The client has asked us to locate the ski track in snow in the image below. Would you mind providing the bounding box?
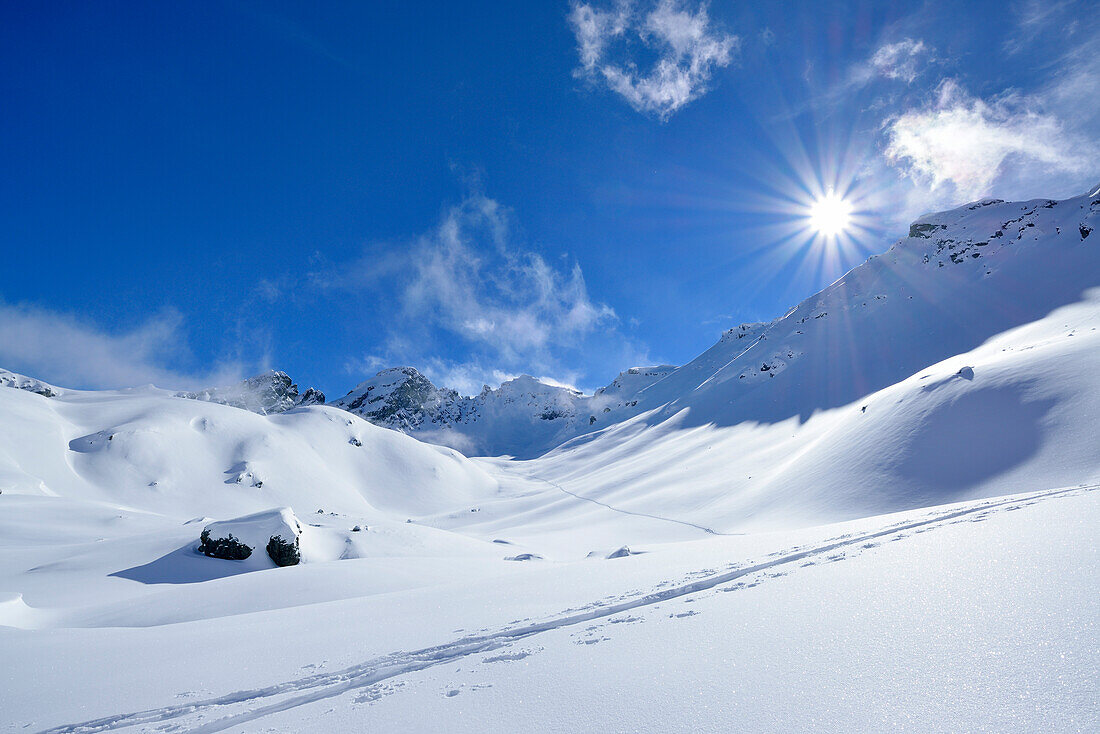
[39,484,1094,734]
[521,470,737,537]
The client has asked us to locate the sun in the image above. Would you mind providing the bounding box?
[808,191,853,238]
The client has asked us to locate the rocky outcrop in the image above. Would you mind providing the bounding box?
[178,371,325,415]
[0,369,58,398]
[333,367,465,430]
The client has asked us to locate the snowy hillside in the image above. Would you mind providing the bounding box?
[0,372,499,523]
[483,186,1100,531]
[569,189,1100,432]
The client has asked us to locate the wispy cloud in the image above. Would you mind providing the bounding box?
[883,79,1093,201]
[0,302,246,390]
[1003,0,1078,54]
[336,192,647,393]
[402,195,615,360]
[568,0,738,119]
[841,38,934,94]
[867,39,929,84]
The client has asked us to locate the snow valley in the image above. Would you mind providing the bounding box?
[1,186,1099,732]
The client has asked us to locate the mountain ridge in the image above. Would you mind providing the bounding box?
[4,185,1098,461]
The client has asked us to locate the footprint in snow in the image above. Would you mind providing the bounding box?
[354,681,405,705]
[482,649,536,663]
[576,637,609,645]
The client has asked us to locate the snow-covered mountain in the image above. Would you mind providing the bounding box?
[490,185,1100,531]
[608,191,1100,429]
[177,370,325,414]
[332,188,1100,464]
[333,364,676,457]
[2,185,1099,733]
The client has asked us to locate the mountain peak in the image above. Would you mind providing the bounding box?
[0,368,60,398]
[177,371,325,415]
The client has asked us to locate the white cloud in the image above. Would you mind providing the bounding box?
[401,195,616,361]
[420,359,521,397]
[869,39,928,83]
[0,302,245,390]
[569,0,738,119]
[883,79,1092,200]
[334,192,642,394]
[846,38,932,90]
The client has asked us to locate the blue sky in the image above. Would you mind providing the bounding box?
[1,0,1096,396]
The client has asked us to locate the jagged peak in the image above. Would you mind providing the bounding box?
[343,366,434,397]
[177,371,324,415]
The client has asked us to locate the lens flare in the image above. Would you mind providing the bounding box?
[808,191,853,237]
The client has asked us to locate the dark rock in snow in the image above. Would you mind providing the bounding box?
[909,222,944,238]
[266,534,300,567]
[198,528,253,561]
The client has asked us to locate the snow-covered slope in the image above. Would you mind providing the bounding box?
[590,191,1100,429]
[0,374,498,522]
[2,484,1095,732]
[482,188,1100,531]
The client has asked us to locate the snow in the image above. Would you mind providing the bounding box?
[1,487,1095,731]
[0,380,497,519]
[1,189,1099,731]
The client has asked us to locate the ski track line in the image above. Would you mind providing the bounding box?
[39,483,1095,734]
[521,470,736,537]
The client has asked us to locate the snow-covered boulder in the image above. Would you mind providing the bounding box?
[198,508,304,568]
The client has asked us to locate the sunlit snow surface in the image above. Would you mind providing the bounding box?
[1,188,1099,732]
